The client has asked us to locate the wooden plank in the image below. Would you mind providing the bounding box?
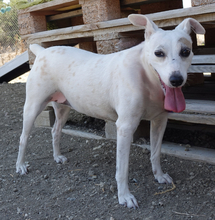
[184,99,215,114]
[19,0,79,14]
[47,9,82,21]
[121,0,168,6]
[168,99,215,125]
[168,113,215,125]
[0,51,29,78]
[137,142,215,166]
[192,55,215,64]
[188,65,215,73]
[22,3,215,44]
[0,51,30,83]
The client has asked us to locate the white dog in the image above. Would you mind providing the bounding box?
[16,15,205,208]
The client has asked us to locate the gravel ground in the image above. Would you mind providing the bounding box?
[1,82,215,220]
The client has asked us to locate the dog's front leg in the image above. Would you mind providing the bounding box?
[150,112,172,184]
[115,120,139,209]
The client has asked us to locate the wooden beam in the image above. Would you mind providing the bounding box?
[22,3,215,44]
[183,99,215,115]
[121,0,168,7]
[168,99,215,125]
[0,51,30,83]
[192,55,215,64]
[47,9,82,21]
[188,65,215,73]
[19,0,79,14]
[168,113,215,125]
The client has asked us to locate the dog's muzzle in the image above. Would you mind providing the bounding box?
[169,71,184,87]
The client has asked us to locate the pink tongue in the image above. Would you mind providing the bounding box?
[164,86,186,113]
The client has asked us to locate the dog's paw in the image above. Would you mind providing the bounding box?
[118,193,139,209]
[54,155,67,164]
[16,163,29,175]
[155,173,172,184]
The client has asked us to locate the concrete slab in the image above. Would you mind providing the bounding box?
[35,108,55,127]
[60,128,215,165]
[62,129,104,140]
[135,142,215,165]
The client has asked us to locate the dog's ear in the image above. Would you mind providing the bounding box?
[128,14,158,39]
[176,18,205,35]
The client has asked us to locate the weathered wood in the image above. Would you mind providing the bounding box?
[192,55,215,64]
[47,9,82,21]
[22,3,215,44]
[121,0,169,6]
[140,0,182,14]
[188,65,215,73]
[19,0,79,14]
[183,99,215,114]
[168,113,215,125]
[168,99,215,125]
[0,51,30,83]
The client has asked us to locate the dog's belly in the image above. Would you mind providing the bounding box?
[56,87,118,121]
[68,97,118,121]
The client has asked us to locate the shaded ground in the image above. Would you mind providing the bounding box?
[1,83,215,220]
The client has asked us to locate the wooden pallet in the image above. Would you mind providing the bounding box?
[21,3,215,44]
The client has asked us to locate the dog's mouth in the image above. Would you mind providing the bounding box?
[156,71,186,113]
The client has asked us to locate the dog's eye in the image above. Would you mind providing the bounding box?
[180,48,190,57]
[154,50,165,57]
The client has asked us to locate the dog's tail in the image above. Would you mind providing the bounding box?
[30,44,45,56]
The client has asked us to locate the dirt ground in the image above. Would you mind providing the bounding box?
[1,82,215,220]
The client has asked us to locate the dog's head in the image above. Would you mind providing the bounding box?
[129,14,205,112]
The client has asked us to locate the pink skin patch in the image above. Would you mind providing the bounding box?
[50,92,66,104]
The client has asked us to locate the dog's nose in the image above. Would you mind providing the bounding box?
[169,73,184,87]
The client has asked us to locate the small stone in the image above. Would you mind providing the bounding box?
[99,182,105,188]
[131,178,138,183]
[110,217,114,220]
[142,148,150,154]
[13,188,18,192]
[92,164,99,168]
[17,207,21,214]
[110,185,115,193]
[176,180,182,184]
[93,145,102,151]
[190,172,194,176]
[67,197,76,201]
[88,170,94,176]
[158,201,164,206]
[44,174,49,179]
[92,175,97,179]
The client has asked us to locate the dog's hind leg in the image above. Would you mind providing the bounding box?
[150,112,172,184]
[16,100,48,175]
[51,102,71,163]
